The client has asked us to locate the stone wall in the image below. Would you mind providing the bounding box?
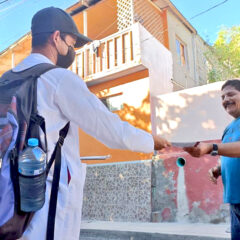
[82,157,229,224]
[82,160,152,222]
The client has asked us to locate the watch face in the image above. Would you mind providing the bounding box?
[212,144,218,151]
[211,144,218,156]
[211,150,218,156]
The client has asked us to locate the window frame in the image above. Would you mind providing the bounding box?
[175,37,189,68]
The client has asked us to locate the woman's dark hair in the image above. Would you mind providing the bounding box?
[221,79,240,91]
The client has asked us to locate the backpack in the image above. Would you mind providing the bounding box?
[0,63,69,240]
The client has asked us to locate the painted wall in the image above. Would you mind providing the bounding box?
[152,151,229,223]
[84,0,118,39]
[138,23,172,97]
[80,23,173,164]
[133,0,168,48]
[80,75,153,164]
[151,81,232,223]
[82,154,230,224]
[167,10,208,90]
[0,34,31,75]
[152,81,232,142]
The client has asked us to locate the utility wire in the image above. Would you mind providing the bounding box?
[0,0,8,4]
[190,0,229,19]
[0,0,27,14]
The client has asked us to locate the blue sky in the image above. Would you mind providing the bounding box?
[0,0,239,53]
[0,0,78,52]
[171,0,239,44]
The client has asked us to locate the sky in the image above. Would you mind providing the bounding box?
[0,0,239,53]
[170,0,239,44]
[0,0,78,52]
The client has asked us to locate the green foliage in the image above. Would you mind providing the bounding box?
[205,25,240,83]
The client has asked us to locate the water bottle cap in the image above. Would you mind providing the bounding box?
[28,138,39,147]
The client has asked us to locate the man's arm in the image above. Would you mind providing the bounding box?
[183,141,240,158]
[54,70,170,153]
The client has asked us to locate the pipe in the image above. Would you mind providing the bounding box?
[176,157,186,167]
[80,155,111,160]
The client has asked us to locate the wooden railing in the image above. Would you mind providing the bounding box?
[73,24,142,82]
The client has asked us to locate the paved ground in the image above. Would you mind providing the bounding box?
[80,221,231,240]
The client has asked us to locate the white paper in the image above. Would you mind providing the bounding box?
[171,142,198,148]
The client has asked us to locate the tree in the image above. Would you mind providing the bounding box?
[206,25,240,83]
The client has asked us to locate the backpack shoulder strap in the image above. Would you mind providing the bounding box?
[46,122,70,240]
[12,63,58,78]
[1,63,59,83]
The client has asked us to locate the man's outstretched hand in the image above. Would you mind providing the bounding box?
[152,135,171,150]
[183,142,212,157]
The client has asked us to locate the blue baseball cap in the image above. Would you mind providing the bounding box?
[31,7,92,48]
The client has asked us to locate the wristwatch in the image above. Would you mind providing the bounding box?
[211,144,218,156]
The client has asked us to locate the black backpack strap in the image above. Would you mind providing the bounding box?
[26,63,59,155]
[11,63,58,79]
[46,122,70,240]
[30,114,48,160]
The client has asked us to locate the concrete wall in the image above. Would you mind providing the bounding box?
[82,80,232,224]
[138,23,173,96]
[152,81,233,141]
[82,157,230,224]
[167,11,208,90]
[82,160,152,222]
[150,81,232,223]
[152,153,229,224]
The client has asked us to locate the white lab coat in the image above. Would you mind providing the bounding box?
[14,53,154,240]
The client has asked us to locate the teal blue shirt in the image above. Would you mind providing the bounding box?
[221,117,240,203]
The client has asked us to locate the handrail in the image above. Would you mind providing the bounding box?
[74,24,141,80]
[80,155,111,160]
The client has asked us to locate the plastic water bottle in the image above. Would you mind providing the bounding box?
[18,138,46,212]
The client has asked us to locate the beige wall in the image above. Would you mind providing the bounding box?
[138,23,173,96]
[167,11,208,90]
[152,81,233,141]
[195,35,208,85]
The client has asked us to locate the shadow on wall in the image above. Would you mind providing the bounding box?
[152,87,232,142]
[150,84,232,223]
[96,87,151,132]
[116,92,151,132]
[80,91,153,164]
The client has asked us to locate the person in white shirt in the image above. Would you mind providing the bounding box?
[17,7,171,240]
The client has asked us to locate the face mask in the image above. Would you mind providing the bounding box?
[56,41,76,69]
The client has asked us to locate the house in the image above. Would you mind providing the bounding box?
[0,0,218,223]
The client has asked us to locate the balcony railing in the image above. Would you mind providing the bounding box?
[72,24,144,83]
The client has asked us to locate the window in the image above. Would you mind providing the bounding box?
[176,38,188,67]
[101,92,123,111]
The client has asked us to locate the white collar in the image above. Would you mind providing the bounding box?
[13,53,54,72]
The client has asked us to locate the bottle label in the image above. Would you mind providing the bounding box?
[34,169,43,175]
[18,167,45,176]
